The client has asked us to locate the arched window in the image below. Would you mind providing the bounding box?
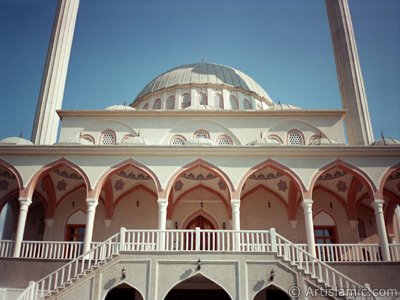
[213,93,223,109]
[198,92,208,105]
[193,129,210,139]
[166,96,175,110]
[142,103,149,110]
[181,94,191,109]
[170,135,186,145]
[153,98,161,110]
[287,129,304,145]
[243,98,252,110]
[216,135,232,145]
[230,95,239,110]
[101,130,116,145]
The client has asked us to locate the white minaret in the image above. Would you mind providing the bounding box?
[326,0,374,146]
[31,0,80,145]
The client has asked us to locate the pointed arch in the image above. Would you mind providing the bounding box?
[0,189,19,212]
[164,158,234,199]
[104,282,144,300]
[377,161,400,198]
[114,184,158,209]
[237,159,306,197]
[241,184,289,214]
[309,159,376,198]
[253,283,291,300]
[94,158,162,199]
[25,158,91,199]
[0,158,23,193]
[313,209,338,226]
[163,273,232,300]
[169,184,231,219]
[181,209,219,229]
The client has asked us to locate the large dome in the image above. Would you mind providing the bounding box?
[133,63,273,104]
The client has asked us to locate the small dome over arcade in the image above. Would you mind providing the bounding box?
[268,103,301,110]
[120,135,151,145]
[184,104,216,111]
[0,136,33,145]
[372,137,400,146]
[105,105,136,111]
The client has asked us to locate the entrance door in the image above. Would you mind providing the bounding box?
[186,215,215,250]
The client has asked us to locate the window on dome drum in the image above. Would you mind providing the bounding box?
[166,96,175,110]
[142,103,149,110]
[243,98,252,110]
[101,130,116,145]
[213,93,223,109]
[171,136,186,145]
[181,94,191,109]
[153,98,161,109]
[230,95,239,110]
[216,135,232,145]
[198,92,208,105]
[194,130,210,139]
[287,130,304,145]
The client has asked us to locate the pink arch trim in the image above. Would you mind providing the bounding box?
[93,158,161,199]
[0,158,23,194]
[377,161,400,198]
[181,209,220,230]
[164,158,234,199]
[237,159,306,197]
[25,158,91,199]
[309,159,376,197]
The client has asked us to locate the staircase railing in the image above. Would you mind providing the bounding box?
[273,230,377,300]
[16,232,121,300]
[16,228,377,300]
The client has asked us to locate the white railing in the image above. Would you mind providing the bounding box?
[0,240,14,257]
[16,233,121,300]
[315,244,382,262]
[17,228,377,300]
[120,228,272,252]
[274,232,377,300]
[389,244,400,261]
[20,241,84,260]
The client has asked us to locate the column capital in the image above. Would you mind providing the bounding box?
[301,199,313,212]
[18,197,32,207]
[230,199,241,206]
[373,199,385,213]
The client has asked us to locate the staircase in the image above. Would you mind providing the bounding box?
[16,228,377,300]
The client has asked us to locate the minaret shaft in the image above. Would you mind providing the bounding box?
[31,0,80,145]
[326,0,374,145]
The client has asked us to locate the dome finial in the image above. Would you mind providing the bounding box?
[201,58,206,63]
[19,130,23,138]
[381,130,387,145]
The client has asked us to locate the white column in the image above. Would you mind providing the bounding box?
[302,199,316,257]
[32,0,80,145]
[373,199,391,261]
[83,198,98,253]
[230,199,241,231]
[12,198,32,257]
[157,199,168,230]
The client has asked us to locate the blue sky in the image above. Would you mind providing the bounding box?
[0,0,399,141]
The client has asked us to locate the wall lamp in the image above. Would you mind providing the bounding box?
[269,269,275,282]
[196,259,201,271]
[121,267,126,279]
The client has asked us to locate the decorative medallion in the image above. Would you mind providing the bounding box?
[249,171,284,180]
[56,180,67,192]
[0,180,9,191]
[277,180,288,192]
[218,179,227,191]
[174,180,184,191]
[319,170,347,181]
[117,171,150,180]
[114,179,125,191]
[336,180,347,193]
[183,173,216,181]
[53,169,82,180]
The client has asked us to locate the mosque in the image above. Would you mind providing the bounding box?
[0,0,399,299]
